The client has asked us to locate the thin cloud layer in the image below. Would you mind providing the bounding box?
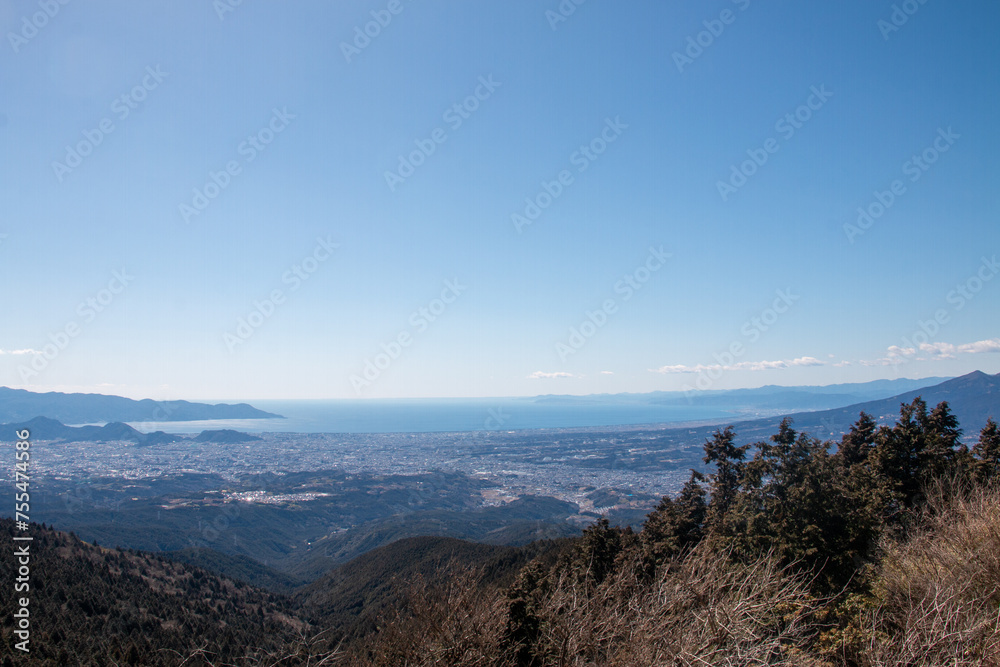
[862,337,1000,366]
[649,356,824,374]
[527,371,578,380]
[958,338,1000,354]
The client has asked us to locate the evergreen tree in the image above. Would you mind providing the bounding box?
[836,414,890,581]
[702,426,748,533]
[838,412,878,467]
[505,560,551,666]
[571,517,625,586]
[640,470,705,569]
[872,397,929,511]
[718,419,868,590]
[920,400,962,480]
[872,398,968,512]
[973,418,1000,482]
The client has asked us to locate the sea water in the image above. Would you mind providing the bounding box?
[126,397,734,434]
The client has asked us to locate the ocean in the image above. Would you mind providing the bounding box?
[125,398,734,434]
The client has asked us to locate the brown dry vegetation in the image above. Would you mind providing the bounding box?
[501,548,825,667]
[329,482,1000,667]
[11,401,999,666]
[323,406,1000,667]
[846,481,1000,667]
[328,548,825,667]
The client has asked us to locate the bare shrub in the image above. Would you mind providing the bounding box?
[526,544,825,667]
[347,566,512,667]
[858,481,1000,667]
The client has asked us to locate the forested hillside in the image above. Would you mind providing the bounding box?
[4,397,999,666]
[341,398,1000,666]
[0,521,310,666]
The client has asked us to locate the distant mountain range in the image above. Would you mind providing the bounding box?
[532,376,953,414]
[671,371,1000,445]
[0,386,282,424]
[1,374,993,444]
[0,416,262,445]
[9,372,997,663]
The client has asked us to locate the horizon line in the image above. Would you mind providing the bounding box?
[1,371,979,404]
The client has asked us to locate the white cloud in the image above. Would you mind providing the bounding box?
[649,364,700,374]
[860,358,899,367]
[0,348,40,355]
[958,338,1000,354]
[600,370,614,375]
[860,346,917,366]
[738,360,789,371]
[861,336,1000,367]
[649,356,826,375]
[527,371,577,380]
[918,342,956,358]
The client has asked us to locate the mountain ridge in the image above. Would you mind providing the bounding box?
[531,376,952,404]
[0,386,282,424]
[698,371,1000,444]
[0,416,260,445]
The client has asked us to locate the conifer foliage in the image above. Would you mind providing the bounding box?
[371,397,1000,667]
[5,397,1000,665]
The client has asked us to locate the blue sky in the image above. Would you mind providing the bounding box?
[1,0,998,400]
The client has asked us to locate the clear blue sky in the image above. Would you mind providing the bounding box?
[1,0,998,400]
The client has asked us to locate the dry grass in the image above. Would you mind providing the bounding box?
[341,547,827,667]
[205,481,1000,666]
[525,545,825,667]
[344,567,512,667]
[856,481,1000,667]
